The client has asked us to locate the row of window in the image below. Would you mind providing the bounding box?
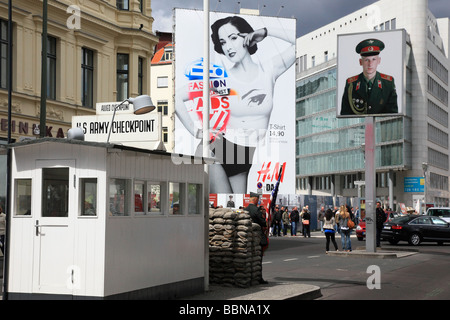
[117,0,145,12]
[297,142,404,176]
[13,177,202,218]
[428,147,449,171]
[296,69,337,100]
[428,99,449,128]
[428,51,448,85]
[297,172,397,191]
[297,116,404,156]
[110,179,202,216]
[428,123,449,149]
[427,75,448,105]
[0,17,147,109]
[430,172,449,191]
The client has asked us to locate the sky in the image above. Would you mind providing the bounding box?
[151,0,450,37]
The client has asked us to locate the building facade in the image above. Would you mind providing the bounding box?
[0,0,159,202]
[296,0,450,210]
[150,31,174,152]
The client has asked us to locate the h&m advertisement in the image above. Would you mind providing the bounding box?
[174,9,296,195]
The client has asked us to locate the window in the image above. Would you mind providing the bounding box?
[134,181,145,214]
[157,101,168,115]
[162,126,168,143]
[431,216,447,226]
[157,76,168,88]
[80,178,97,216]
[117,53,129,101]
[109,178,130,216]
[0,19,8,89]
[47,36,57,100]
[188,183,202,215]
[138,57,144,95]
[134,181,162,215]
[139,0,144,13]
[42,168,69,217]
[148,183,161,213]
[117,0,129,10]
[169,182,184,215]
[82,48,94,108]
[14,179,31,216]
[410,217,431,225]
[161,46,173,62]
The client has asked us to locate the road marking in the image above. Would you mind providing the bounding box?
[283,258,298,262]
[262,261,272,264]
[308,255,320,258]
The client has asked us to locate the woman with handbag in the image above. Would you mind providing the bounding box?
[338,205,352,252]
[301,207,311,238]
[323,208,339,253]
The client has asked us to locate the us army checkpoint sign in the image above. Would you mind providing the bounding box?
[72,113,160,148]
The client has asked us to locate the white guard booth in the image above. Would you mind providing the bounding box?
[6,138,206,299]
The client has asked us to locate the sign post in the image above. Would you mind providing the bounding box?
[365,117,376,253]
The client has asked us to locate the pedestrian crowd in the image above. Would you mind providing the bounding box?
[265,203,387,254]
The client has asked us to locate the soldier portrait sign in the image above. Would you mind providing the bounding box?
[337,30,406,118]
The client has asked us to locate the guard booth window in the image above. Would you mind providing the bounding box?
[14,179,32,216]
[42,168,69,217]
[80,178,97,216]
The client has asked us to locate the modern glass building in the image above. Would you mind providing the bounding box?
[296,0,449,211]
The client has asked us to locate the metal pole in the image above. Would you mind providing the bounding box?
[202,0,210,291]
[2,0,13,300]
[365,117,376,252]
[106,100,128,143]
[40,0,47,138]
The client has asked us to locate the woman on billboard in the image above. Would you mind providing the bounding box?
[176,15,295,194]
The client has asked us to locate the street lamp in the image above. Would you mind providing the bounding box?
[106,95,155,143]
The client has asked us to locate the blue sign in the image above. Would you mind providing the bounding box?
[404,177,424,193]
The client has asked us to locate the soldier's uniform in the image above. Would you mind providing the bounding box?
[340,39,398,115]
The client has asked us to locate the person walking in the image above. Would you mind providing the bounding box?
[337,205,352,252]
[323,208,339,253]
[376,201,387,247]
[301,207,311,238]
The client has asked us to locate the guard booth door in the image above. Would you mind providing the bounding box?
[32,160,77,296]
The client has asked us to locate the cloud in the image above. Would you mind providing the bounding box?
[151,0,450,36]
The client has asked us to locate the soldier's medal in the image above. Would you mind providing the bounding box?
[348,83,366,115]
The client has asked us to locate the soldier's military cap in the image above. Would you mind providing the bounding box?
[249,192,260,198]
[356,38,385,56]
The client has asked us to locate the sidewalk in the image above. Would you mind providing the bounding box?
[182,282,322,300]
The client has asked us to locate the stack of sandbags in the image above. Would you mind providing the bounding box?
[208,207,263,288]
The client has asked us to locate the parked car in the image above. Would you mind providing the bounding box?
[423,207,450,223]
[356,211,400,241]
[381,215,450,246]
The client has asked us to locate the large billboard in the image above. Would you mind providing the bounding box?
[174,9,296,195]
[337,29,406,118]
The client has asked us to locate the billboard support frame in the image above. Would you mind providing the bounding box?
[365,117,376,253]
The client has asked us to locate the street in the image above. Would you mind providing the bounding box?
[261,233,450,300]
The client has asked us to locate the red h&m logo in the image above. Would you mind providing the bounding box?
[257,162,286,191]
